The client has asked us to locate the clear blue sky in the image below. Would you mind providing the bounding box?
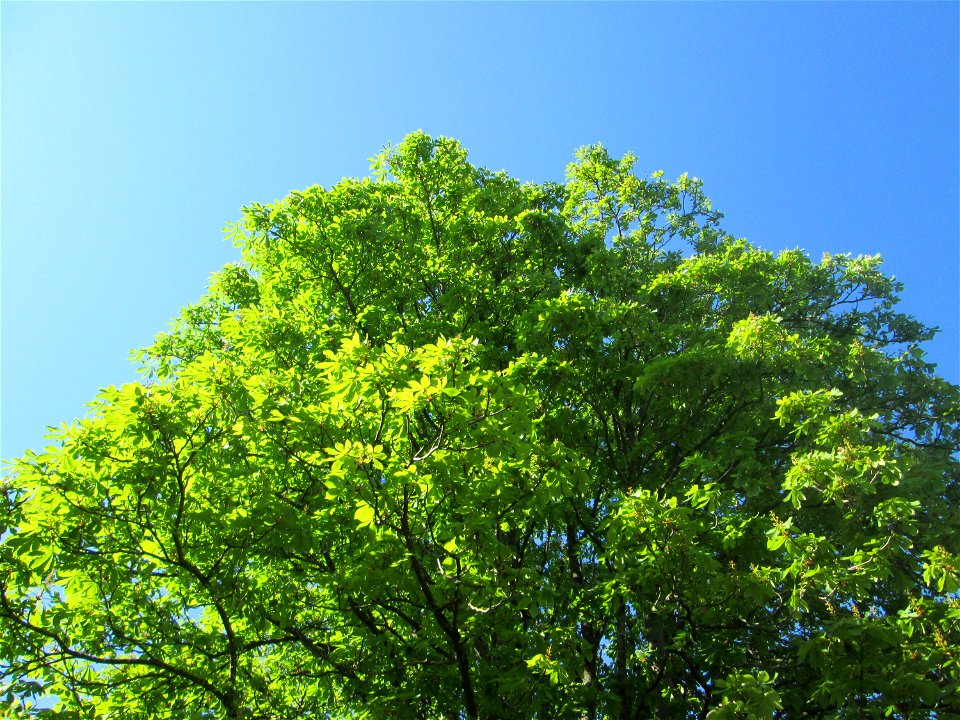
[3,2,958,461]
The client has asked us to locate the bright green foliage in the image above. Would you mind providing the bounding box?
[3,133,959,719]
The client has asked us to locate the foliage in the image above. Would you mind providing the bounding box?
[2,133,958,719]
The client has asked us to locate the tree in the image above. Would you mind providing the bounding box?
[2,132,958,720]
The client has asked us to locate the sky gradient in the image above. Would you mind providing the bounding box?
[3,2,958,460]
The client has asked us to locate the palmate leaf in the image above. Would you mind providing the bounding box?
[2,132,958,719]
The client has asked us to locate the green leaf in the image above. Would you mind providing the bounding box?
[354,502,376,528]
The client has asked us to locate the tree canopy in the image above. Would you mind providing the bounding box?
[2,132,958,720]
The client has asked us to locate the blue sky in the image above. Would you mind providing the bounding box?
[3,2,958,460]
